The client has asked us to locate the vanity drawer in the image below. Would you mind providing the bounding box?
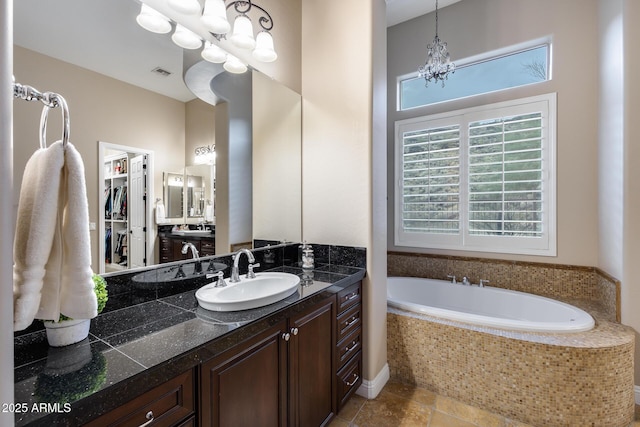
[200,239,215,256]
[337,282,361,315]
[84,369,195,427]
[337,328,361,367]
[159,237,171,251]
[336,350,362,410]
[337,303,361,343]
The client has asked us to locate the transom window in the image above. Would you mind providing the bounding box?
[399,44,550,110]
[394,94,556,256]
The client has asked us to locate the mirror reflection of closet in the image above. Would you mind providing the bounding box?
[98,141,154,274]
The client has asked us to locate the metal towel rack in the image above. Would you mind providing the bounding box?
[12,76,70,148]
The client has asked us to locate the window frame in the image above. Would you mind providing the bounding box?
[394,93,557,256]
[397,39,552,111]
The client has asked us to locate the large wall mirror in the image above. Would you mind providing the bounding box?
[13,0,302,272]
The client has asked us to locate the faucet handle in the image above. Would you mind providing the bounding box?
[447,275,457,284]
[479,279,490,288]
[246,263,261,279]
[207,271,226,287]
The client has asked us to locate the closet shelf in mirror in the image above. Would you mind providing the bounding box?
[104,153,130,273]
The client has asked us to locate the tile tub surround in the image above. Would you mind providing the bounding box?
[13,243,366,426]
[388,251,620,322]
[387,305,635,427]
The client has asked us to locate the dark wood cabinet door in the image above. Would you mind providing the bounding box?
[200,320,288,427]
[288,298,336,427]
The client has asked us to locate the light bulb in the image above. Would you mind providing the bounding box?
[223,55,247,74]
[168,0,201,15]
[252,31,277,62]
[202,41,227,63]
[136,4,171,34]
[172,24,202,49]
[230,14,255,49]
[201,0,231,34]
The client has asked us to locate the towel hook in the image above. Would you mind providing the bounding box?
[39,92,70,149]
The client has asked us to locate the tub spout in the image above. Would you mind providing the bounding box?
[461,277,471,286]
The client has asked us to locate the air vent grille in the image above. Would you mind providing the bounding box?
[151,67,172,77]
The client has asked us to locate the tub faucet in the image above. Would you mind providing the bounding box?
[230,248,255,283]
[461,276,471,286]
[181,241,201,273]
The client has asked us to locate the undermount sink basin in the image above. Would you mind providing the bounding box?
[195,272,301,312]
[172,229,212,236]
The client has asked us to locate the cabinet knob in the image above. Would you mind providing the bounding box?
[290,327,299,336]
[282,332,291,341]
[139,411,154,427]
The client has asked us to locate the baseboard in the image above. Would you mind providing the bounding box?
[635,385,640,405]
[356,363,389,399]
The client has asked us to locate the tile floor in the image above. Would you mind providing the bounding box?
[329,380,640,427]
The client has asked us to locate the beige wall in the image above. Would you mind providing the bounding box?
[13,46,186,271]
[387,0,600,266]
[252,71,302,243]
[621,0,640,388]
[302,0,388,389]
[185,98,215,167]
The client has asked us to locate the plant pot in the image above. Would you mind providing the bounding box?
[44,319,91,347]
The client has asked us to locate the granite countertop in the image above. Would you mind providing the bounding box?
[13,243,365,426]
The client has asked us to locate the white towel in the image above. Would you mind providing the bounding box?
[155,201,166,224]
[13,141,97,331]
[205,204,214,222]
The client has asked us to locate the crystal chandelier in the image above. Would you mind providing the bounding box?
[418,0,455,87]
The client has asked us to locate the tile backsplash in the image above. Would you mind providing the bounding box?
[388,251,620,322]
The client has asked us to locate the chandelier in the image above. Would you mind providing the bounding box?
[418,0,455,87]
[136,0,277,74]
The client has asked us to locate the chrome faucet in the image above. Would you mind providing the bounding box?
[181,242,201,273]
[181,242,200,259]
[230,248,255,283]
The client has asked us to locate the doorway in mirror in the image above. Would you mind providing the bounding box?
[99,141,154,274]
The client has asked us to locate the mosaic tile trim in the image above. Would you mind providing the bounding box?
[387,310,635,427]
[388,252,620,322]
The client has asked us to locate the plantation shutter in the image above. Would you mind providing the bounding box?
[401,124,461,235]
[467,113,543,237]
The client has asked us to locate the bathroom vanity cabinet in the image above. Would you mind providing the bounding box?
[159,234,216,263]
[87,293,346,427]
[15,246,365,427]
[201,296,336,427]
[335,282,363,409]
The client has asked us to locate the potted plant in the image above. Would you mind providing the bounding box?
[44,274,108,347]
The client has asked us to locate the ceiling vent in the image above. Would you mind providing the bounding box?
[151,67,172,77]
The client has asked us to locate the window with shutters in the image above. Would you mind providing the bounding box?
[394,93,556,256]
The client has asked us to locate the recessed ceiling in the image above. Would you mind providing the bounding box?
[13,0,459,102]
